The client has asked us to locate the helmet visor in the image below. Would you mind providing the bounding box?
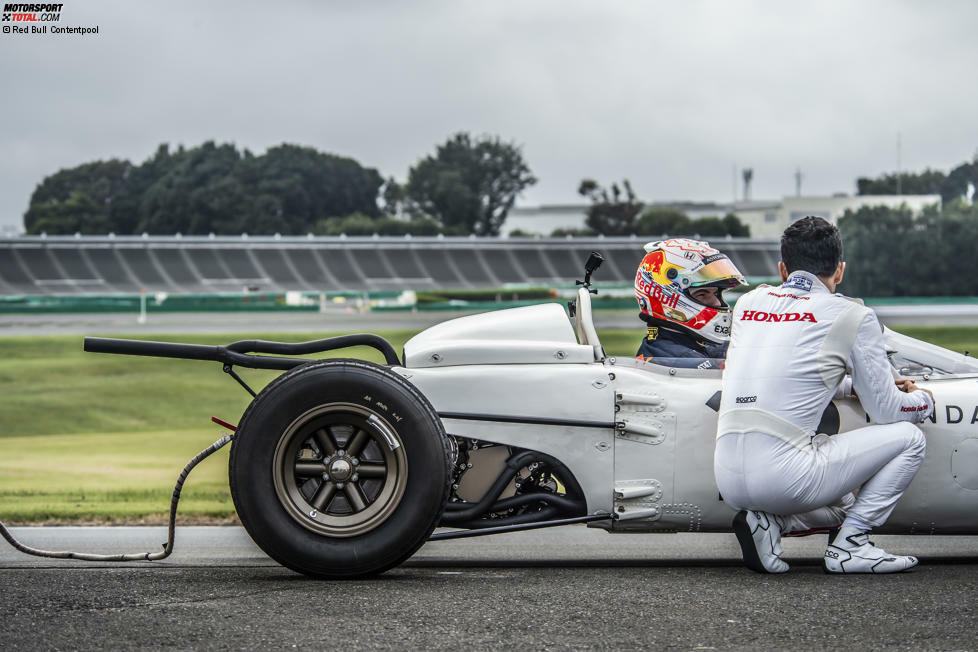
[688,255,745,289]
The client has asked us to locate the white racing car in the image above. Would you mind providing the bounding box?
[73,253,978,578]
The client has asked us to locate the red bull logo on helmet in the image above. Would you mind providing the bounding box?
[642,250,666,275]
[653,284,679,310]
[637,270,680,310]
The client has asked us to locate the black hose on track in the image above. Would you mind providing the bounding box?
[0,434,233,562]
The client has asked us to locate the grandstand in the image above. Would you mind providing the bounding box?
[0,236,780,295]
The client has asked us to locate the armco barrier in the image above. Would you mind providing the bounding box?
[0,290,637,314]
[0,293,319,314]
[6,289,963,315]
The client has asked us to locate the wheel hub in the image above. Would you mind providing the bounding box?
[328,458,354,482]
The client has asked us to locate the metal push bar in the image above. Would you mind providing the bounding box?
[83,333,402,369]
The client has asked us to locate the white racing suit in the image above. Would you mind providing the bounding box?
[714,271,933,533]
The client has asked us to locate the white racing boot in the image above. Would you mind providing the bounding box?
[732,510,789,574]
[824,527,919,574]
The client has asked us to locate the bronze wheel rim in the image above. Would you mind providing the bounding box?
[272,403,408,538]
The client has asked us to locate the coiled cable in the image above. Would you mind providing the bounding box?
[0,433,233,562]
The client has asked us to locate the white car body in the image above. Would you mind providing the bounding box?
[398,289,978,535]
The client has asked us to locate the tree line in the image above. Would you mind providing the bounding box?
[857,154,977,204]
[840,152,978,297]
[550,178,751,238]
[23,133,536,237]
[25,142,385,236]
[839,199,978,297]
[23,137,978,242]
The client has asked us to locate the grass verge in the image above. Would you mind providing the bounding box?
[0,429,233,523]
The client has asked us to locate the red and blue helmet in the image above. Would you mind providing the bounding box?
[635,238,747,343]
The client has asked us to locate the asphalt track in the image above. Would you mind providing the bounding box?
[2,526,978,649]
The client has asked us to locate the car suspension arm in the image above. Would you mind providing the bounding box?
[429,514,612,541]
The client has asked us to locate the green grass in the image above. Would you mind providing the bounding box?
[0,325,975,523]
[0,429,231,523]
[0,331,419,438]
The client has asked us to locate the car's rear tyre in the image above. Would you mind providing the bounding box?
[229,359,451,578]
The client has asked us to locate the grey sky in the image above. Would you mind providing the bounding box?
[1,0,976,230]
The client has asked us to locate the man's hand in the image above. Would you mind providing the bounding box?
[895,378,935,405]
[895,378,914,393]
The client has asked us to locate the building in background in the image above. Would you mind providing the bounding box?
[505,194,942,238]
[732,194,942,238]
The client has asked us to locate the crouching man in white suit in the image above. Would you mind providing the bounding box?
[715,216,934,574]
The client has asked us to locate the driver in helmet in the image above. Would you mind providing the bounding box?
[634,239,747,368]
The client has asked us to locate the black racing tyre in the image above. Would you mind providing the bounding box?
[229,359,452,578]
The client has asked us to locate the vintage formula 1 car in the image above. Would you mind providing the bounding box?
[77,253,978,578]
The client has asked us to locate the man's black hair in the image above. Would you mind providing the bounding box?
[780,216,843,278]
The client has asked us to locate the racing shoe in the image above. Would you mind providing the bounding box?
[824,527,918,574]
[732,510,789,574]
